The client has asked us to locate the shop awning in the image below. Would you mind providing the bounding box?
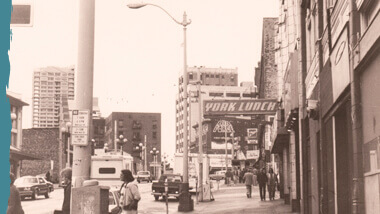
[271,127,290,154]
[10,148,41,161]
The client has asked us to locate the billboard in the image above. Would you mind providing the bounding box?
[207,116,265,159]
[204,99,278,115]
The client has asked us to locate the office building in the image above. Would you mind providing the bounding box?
[32,66,75,128]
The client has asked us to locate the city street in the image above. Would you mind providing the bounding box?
[21,182,297,214]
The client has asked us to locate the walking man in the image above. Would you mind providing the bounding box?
[243,168,254,198]
[257,167,268,201]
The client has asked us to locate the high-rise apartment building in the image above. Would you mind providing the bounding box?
[175,66,257,153]
[32,66,75,128]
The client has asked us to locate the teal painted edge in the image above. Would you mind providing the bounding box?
[1,0,12,213]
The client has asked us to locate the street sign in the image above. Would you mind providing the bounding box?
[246,150,260,159]
[71,110,90,146]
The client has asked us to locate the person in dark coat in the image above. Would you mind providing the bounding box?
[7,173,24,214]
[61,168,72,214]
[45,171,51,182]
[257,167,268,201]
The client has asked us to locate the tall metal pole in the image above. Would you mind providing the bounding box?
[225,128,228,171]
[72,0,95,188]
[182,12,190,183]
[144,135,147,171]
[197,80,203,201]
[58,125,63,186]
[114,120,117,153]
[127,4,193,211]
[67,127,71,167]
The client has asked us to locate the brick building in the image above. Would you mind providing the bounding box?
[104,112,161,175]
[21,128,60,183]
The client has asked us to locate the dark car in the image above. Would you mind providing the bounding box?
[14,176,50,200]
[152,174,183,201]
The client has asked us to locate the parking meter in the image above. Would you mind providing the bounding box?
[164,178,168,214]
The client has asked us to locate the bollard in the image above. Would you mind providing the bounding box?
[71,180,109,214]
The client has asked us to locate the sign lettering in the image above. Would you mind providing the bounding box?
[204,99,278,115]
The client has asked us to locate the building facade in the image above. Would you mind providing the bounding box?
[21,128,60,183]
[8,91,38,178]
[270,0,380,213]
[104,112,161,175]
[175,66,254,153]
[32,66,75,128]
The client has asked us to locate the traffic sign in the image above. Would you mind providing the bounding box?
[71,110,90,146]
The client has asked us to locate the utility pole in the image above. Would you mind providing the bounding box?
[72,0,95,188]
[144,135,147,171]
[197,78,203,202]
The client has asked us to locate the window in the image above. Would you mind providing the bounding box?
[216,74,220,78]
[209,92,223,97]
[153,131,157,139]
[152,120,157,129]
[189,74,193,80]
[226,93,240,97]
[99,168,116,174]
[118,120,124,128]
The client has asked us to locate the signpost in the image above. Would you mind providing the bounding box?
[71,110,90,146]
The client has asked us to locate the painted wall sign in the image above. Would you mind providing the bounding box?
[204,99,278,115]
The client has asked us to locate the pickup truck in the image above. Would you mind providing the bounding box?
[151,174,183,201]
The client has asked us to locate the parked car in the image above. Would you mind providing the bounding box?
[210,170,226,181]
[108,188,121,214]
[136,171,152,183]
[14,176,50,200]
[152,174,183,201]
[36,176,54,192]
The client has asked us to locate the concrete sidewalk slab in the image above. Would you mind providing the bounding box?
[170,185,299,214]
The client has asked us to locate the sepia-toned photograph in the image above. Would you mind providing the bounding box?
[4,0,380,213]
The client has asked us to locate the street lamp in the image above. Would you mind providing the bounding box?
[65,122,72,167]
[150,148,160,179]
[137,142,147,171]
[128,3,193,211]
[115,135,128,154]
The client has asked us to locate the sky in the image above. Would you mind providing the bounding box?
[8,0,279,159]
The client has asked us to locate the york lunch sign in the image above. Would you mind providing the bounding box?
[204,99,278,115]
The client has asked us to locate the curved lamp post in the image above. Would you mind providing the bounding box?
[136,142,147,171]
[127,3,194,210]
[150,148,160,179]
[115,135,128,154]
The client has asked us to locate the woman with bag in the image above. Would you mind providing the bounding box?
[119,169,141,214]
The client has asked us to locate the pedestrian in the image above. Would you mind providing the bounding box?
[61,168,72,214]
[243,168,254,198]
[7,172,24,214]
[225,169,233,186]
[45,171,51,182]
[239,168,244,183]
[119,169,141,214]
[267,168,277,200]
[252,168,258,186]
[257,167,268,201]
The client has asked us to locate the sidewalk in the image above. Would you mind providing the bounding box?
[173,184,299,214]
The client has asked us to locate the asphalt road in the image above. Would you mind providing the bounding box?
[21,182,154,214]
